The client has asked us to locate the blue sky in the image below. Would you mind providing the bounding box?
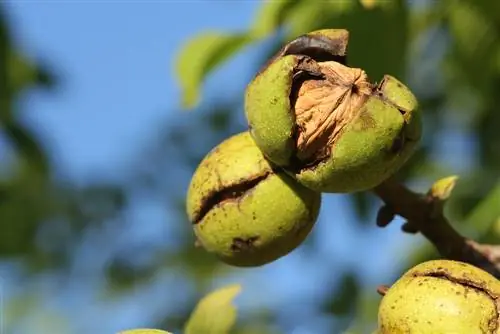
[1,2,428,333]
[6,1,260,180]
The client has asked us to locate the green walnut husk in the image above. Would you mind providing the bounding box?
[245,29,422,193]
[186,131,321,267]
[378,260,500,334]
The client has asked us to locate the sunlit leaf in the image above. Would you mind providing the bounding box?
[184,284,242,334]
[175,32,252,109]
[360,0,377,10]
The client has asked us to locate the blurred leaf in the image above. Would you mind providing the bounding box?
[344,290,383,334]
[360,0,377,10]
[342,1,409,81]
[409,2,446,40]
[444,0,498,95]
[283,1,332,39]
[285,0,409,80]
[349,192,372,223]
[185,284,242,334]
[105,258,158,293]
[465,181,500,236]
[250,0,300,38]
[0,169,54,257]
[8,52,56,93]
[0,6,11,119]
[175,32,253,108]
[323,271,359,315]
[206,107,232,132]
[74,184,127,220]
[447,1,495,61]
[325,0,357,12]
[3,122,49,175]
[360,0,398,11]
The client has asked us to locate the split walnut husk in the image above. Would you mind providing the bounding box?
[244,29,422,193]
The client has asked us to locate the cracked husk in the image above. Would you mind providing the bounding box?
[294,61,372,162]
[378,260,500,334]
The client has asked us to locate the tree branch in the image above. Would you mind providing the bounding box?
[373,177,500,278]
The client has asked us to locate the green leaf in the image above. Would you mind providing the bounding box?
[184,284,242,334]
[250,0,300,38]
[448,1,495,60]
[465,181,500,235]
[175,32,252,109]
[8,52,56,93]
[4,121,49,176]
[409,2,446,40]
[283,1,329,39]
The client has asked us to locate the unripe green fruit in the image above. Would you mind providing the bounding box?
[378,260,500,334]
[245,29,421,193]
[186,132,321,267]
[118,329,172,334]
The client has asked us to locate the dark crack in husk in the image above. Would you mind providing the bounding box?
[412,270,500,333]
[192,171,272,224]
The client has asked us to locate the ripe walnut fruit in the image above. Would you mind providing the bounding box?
[378,260,500,333]
[245,29,421,193]
[186,132,321,267]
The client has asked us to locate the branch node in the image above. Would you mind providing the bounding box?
[376,205,395,227]
[373,177,500,278]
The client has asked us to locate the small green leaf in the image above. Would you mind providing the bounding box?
[184,284,242,334]
[175,32,252,109]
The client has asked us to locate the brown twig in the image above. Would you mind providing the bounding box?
[373,177,500,278]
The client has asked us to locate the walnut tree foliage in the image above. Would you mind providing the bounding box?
[1,0,500,333]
